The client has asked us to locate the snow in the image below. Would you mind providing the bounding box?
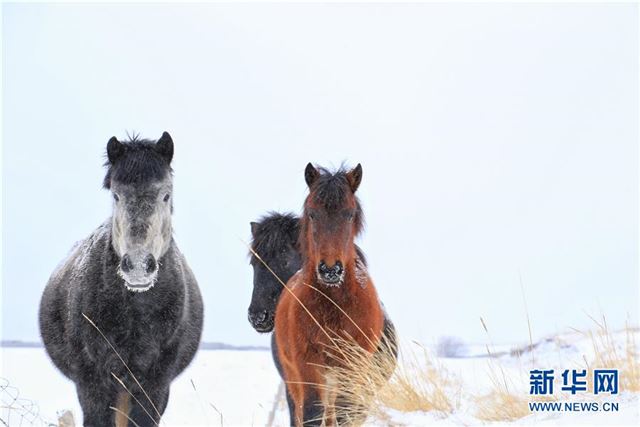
[1,348,281,426]
[1,331,638,426]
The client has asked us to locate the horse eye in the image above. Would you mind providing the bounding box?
[113,193,120,202]
[163,194,170,202]
[308,212,315,220]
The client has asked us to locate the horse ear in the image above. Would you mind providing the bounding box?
[347,163,363,192]
[250,221,259,236]
[304,163,319,187]
[156,131,174,163]
[107,136,124,164]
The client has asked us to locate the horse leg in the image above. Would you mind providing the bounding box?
[334,393,368,427]
[127,385,170,427]
[298,365,326,427]
[284,387,296,427]
[276,381,298,427]
[301,384,324,427]
[322,373,338,426]
[76,381,116,427]
[283,366,305,426]
[297,349,328,425]
[272,334,297,426]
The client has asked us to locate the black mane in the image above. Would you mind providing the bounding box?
[250,212,300,264]
[103,135,172,189]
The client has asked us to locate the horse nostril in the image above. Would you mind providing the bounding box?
[333,261,343,275]
[145,255,157,274]
[319,261,342,275]
[249,310,269,325]
[121,254,133,273]
[318,261,328,274]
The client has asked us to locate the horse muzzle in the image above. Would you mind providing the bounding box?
[119,252,158,292]
[248,309,274,333]
[317,261,344,287]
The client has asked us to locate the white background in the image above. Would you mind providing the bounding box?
[2,3,638,347]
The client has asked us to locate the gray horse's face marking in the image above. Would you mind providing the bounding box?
[104,132,175,292]
[111,178,172,291]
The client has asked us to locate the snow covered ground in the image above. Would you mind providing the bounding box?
[1,348,281,426]
[1,330,638,426]
[370,330,639,427]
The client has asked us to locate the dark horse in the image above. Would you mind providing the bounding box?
[248,213,398,425]
[273,164,392,426]
[39,132,203,427]
[248,212,301,333]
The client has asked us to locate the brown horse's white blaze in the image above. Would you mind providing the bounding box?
[274,163,384,426]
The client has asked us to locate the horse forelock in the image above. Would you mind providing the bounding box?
[250,212,299,265]
[103,137,173,189]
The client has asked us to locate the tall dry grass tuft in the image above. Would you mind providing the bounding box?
[473,316,560,422]
[474,390,528,422]
[474,386,558,423]
[474,316,531,422]
[323,336,458,425]
[473,366,559,422]
[582,315,639,393]
[474,360,528,422]
[475,315,639,422]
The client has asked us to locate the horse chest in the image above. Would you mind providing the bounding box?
[80,289,182,370]
[301,294,361,340]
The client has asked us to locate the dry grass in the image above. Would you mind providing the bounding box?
[475,316,639,422]
[320,315,639,425]
[322,335,459,425]
[474,391,528,422]
[473,366,558,422]
[581,315,639,393]
[473,316,545,422]
[473,360,529,422]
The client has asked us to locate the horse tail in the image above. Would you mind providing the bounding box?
[114,392,130,427]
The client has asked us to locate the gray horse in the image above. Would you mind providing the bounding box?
[39,132,203,427]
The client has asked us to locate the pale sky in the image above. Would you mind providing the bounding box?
[2,3,638,348]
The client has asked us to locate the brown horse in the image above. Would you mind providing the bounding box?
[274,163,385,426]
